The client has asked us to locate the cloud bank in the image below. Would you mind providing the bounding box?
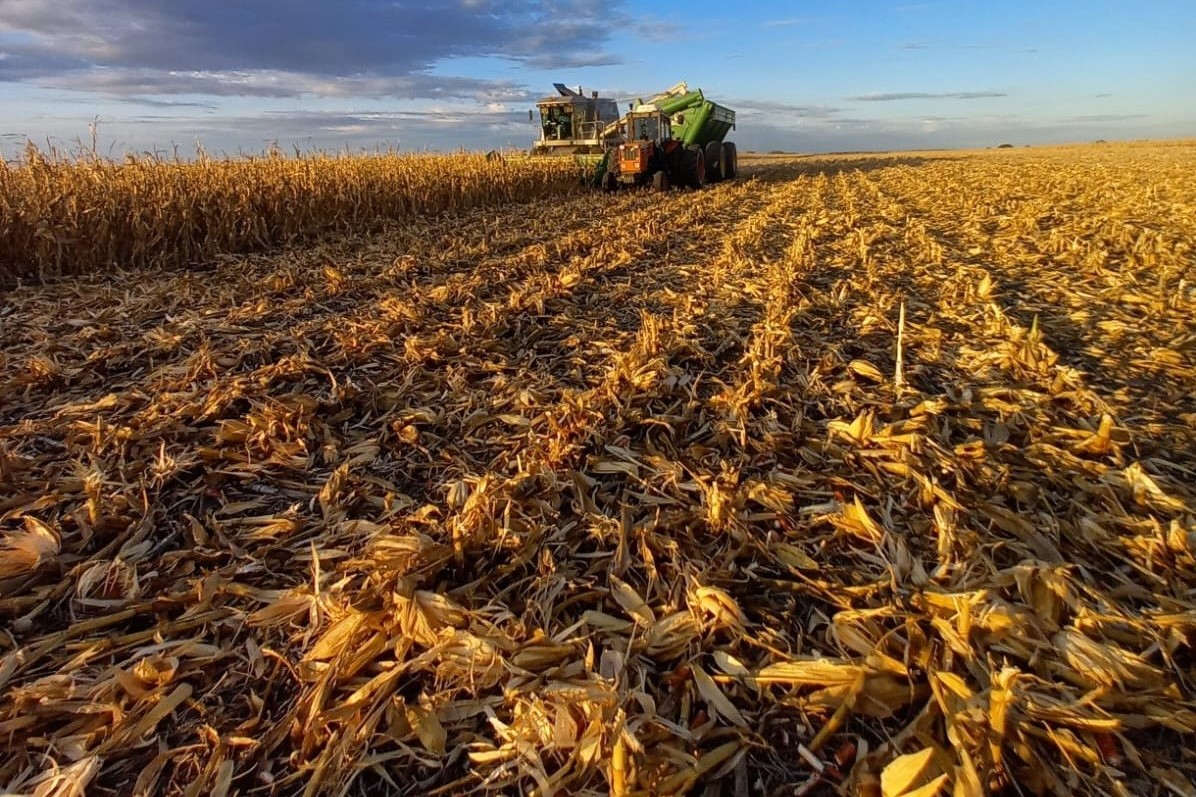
[0,0,622,100]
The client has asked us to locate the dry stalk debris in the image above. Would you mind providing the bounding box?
[2,142,1195,796]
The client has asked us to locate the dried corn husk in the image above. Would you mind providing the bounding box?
[2,144,1195,796]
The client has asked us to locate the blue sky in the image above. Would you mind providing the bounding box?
[1,0,1193,157]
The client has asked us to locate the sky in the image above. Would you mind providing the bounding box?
[1,0,1194,157]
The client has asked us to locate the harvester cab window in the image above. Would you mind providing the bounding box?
[542,106,573,140]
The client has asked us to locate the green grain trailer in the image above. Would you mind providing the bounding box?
[656,88,738,178]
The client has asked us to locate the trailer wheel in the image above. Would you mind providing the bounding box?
[704,141,724,183]
[652,170,670,192]
[678,146,706,189]
[722,142,738,179]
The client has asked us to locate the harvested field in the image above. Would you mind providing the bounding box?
[1,142,1195,797]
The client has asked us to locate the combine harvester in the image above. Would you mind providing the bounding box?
[530,83,621,158]
[527,82,737,189]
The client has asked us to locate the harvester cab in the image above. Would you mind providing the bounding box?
[531,83,621,156]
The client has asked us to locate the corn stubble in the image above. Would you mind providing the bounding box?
[1,142,1195,797]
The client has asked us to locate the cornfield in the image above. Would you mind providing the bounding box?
[0,145,581,285]
[1,141,1195,797]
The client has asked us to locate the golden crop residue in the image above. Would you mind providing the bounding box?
[0,141,1194,797]
[0,144,582,284]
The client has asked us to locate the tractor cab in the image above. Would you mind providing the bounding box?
[629,110,670,143]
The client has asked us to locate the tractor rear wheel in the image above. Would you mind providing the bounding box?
[722,142,738,179]
[704,141,724,183]
[652,170,670,191]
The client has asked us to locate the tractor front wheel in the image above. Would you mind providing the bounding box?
[652,170,670,191]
